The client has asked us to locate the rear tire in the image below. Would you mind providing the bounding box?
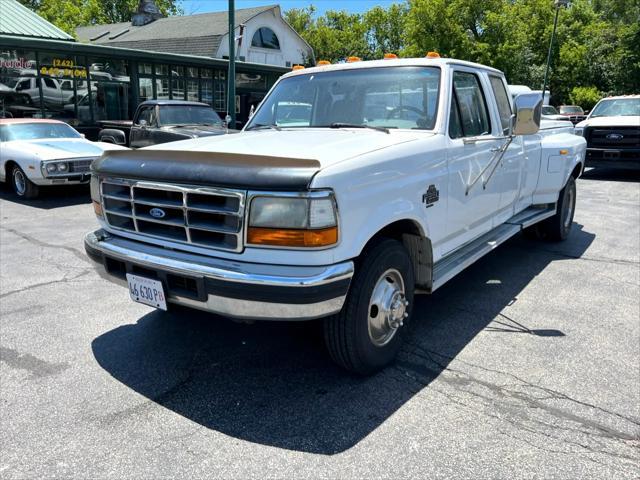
[10,165,39,199]
[323,238,415,375]
[537,176,576,241]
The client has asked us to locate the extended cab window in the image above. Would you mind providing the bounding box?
[450,71,490,138]
[489,75,512,134]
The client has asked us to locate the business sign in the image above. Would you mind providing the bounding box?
[0,57,35,69]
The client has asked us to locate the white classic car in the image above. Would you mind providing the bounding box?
[0,119,127,198]
[574,95,640,170]
[85,56,586,374]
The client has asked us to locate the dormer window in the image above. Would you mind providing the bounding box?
[251,27,280,50]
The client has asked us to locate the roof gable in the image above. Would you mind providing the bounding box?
[76,5,279,44]
[0,0,74,41]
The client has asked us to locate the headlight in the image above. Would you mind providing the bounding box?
[43,161,69,175]
[90,175,103,218]
[574,127,584,137]
[247,193,338,248]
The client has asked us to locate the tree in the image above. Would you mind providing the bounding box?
[17,0,182,35]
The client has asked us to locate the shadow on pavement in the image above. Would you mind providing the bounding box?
[92,224,595,454]
[0,183,90,209]
[581,167,640,183]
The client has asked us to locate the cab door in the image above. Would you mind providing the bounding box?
[486,75,526,224]
[442,69,502,255]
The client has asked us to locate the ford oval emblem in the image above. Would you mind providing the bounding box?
[606,133,624,140]
[149,207,166,219]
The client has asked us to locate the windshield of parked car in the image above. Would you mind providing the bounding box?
[246,66,441,131]
[157,105,222,126]
[590,98,640,117]
[1,122,82,141]
[559,105,583,114]
[542,106,559,115]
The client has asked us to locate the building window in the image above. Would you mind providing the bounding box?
[251,27,280,50]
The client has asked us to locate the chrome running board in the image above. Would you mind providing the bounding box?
[432,205,556,291]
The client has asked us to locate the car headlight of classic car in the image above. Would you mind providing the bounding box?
[43,161,69,175]
[247,191,338,248]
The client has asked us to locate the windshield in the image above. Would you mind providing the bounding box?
[158,105,222,126]
[246,66,441,131]
[1,122,81,141]
[559,105,583,114]
[590,98,640,118]
[3,78,19,89]
[542,106,558,115]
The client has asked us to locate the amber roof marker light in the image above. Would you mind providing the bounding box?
[426,51,440,58]
[317,60,331,66]
[383,53,398,59]
[292,65,305,71]
[346,56,361,63]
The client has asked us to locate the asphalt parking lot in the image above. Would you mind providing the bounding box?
[0,169,638,479]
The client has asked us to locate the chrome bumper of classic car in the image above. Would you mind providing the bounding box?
[84,229,353,320]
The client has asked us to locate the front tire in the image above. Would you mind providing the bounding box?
[538,176,576,241]
[323,239,415,375]
[11,165,39,199]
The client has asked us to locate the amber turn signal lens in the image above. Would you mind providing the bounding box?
[93,200,103,217]
[247,227,338,248]
[292,65,305,70]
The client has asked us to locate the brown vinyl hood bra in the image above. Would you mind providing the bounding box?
[92,150,322,191]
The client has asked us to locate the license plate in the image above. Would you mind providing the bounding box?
[126,273,167,310]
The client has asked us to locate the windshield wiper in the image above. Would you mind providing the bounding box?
[328,123,390,134]
[245,123,281,131]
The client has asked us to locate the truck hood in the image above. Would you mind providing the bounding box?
[576,116,640,128]
[95,129,427,190]
[144,128,424,169]
[9,138,124,160]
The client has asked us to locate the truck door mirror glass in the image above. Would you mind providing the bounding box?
[512,93,542,136]
[139,119,148,127]
[225,114,232,127]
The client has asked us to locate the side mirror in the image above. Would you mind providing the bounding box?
[225,114,232,127]
[512,93,542,136]
[138,119,147,128]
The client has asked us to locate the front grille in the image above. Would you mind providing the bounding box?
[585,127,640,149]
[69,159,93,173]
[100,178,245,252]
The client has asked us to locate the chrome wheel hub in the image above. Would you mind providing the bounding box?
[13,169,26,196]
[563,184,575,229]
[368,268,408,347]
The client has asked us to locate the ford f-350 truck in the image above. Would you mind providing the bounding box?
[85,57,586,374]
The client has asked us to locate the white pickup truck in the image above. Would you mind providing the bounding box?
[85,57,586,374]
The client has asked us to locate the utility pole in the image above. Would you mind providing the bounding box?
[541,0,569,106]
[227,0,236,128]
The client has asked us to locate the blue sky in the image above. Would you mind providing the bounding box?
[181,0,401,16]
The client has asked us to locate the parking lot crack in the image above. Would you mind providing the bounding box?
[0,226,88,264]
[0,269,92,300]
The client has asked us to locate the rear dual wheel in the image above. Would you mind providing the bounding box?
[526,176,576,241]
[324,239,414,375]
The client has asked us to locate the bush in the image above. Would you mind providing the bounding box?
[568,86,602,111]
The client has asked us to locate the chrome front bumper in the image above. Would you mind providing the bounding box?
[84,229,353,320]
